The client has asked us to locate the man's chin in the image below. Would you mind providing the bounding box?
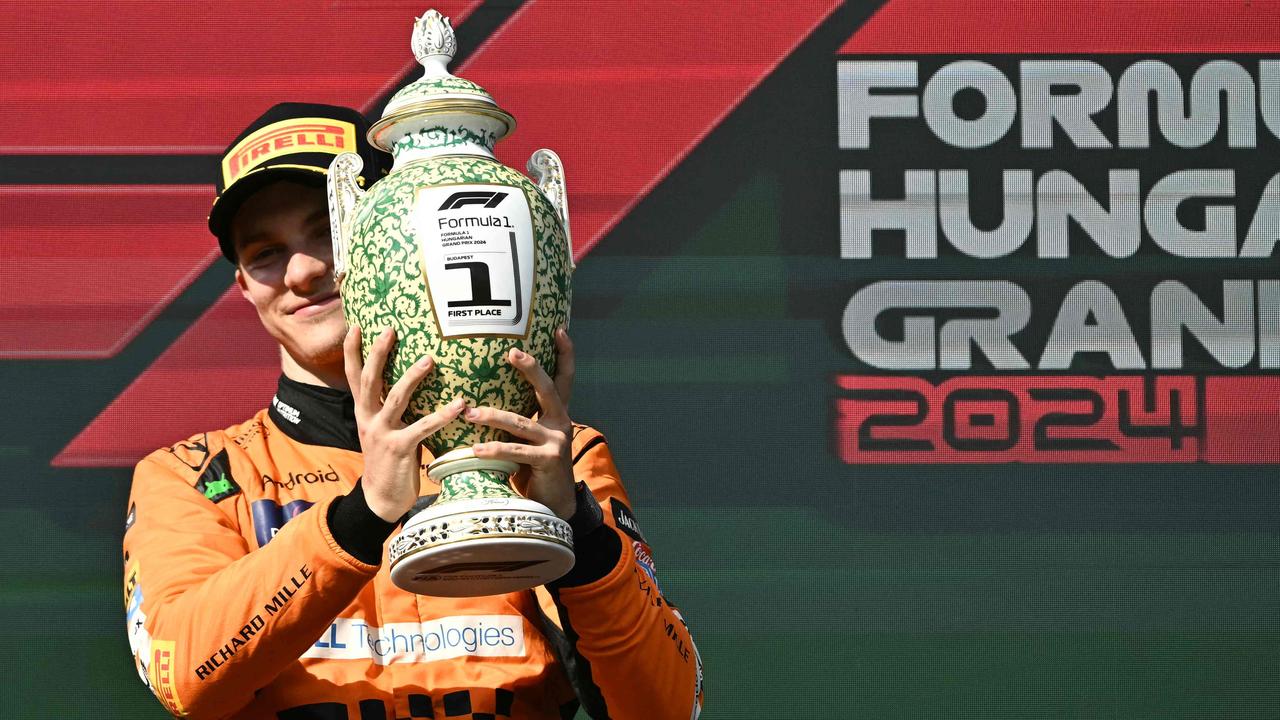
[282,320,347,367]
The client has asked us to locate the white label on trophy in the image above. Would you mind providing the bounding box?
[414,184,535,338]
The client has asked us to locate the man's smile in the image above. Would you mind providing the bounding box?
[289,292,341,317]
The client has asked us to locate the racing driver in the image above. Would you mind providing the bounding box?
[122,102,704,719]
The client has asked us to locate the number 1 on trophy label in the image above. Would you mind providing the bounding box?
[414,184,536,338]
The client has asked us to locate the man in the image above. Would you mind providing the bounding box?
[123,103,704,719]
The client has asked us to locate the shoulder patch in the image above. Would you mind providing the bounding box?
[163,433,212,473]
[195,450,241,503]
[124,502,137,533]
[610,498,646,544]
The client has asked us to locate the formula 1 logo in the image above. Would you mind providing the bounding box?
[438,190,509,210]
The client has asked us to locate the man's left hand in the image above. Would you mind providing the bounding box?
[465,327,576,520]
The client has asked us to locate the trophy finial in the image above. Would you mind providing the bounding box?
[371,7,515,155]
[411,9,457,74]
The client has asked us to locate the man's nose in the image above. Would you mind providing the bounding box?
[284,250,330,291]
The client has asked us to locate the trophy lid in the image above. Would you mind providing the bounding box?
[370,9,515,154]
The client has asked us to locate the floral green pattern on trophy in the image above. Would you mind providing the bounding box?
[435,469,515,502]
[341,154,571,461]
[386,74,489,103]
[392,125,496,155]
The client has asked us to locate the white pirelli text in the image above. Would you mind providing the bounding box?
[302,615,525,664]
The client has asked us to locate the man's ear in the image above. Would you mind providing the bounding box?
[234,267,251,300]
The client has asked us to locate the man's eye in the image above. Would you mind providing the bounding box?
[247,246,282,264]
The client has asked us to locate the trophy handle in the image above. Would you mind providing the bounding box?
[327,152,367,285]
[527,149,575,272]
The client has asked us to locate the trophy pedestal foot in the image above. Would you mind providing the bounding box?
[388,496,574,597]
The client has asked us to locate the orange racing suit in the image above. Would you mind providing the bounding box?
[123,375,704,719]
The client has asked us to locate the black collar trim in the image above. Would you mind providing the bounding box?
[268,375,361,451]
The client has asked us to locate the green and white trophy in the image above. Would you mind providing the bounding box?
[327,9,576,597]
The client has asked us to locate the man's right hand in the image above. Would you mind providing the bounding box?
[343,325,465,522]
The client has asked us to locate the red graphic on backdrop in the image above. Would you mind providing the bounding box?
[1203,377,1280,463]
[841,0,1280,54]
[0,186,218,359]
[53,0,842,466]
[55,290,278,467]
[473,0,840,259]
[2,0,480,357]
[0,1,482,154]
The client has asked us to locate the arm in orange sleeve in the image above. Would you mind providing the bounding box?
[542,427,705,720]
[123,440,384,719]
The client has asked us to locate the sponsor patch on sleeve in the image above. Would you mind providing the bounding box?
[194,450,240,504]
[124,563,154,692]
[124,502,137,533]
[610,498,647,544]
[123,562,139,609]
[148,639,185,716]
[632,540,660,592]
[251,499,315,548]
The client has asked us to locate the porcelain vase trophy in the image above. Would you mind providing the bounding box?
[328,9,576,596]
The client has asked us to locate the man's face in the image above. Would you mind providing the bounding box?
[231,180,345,377]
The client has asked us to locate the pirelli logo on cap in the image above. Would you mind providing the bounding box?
[221,117,356,186]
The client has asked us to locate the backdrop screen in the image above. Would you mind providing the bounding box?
[2,1,1278,717]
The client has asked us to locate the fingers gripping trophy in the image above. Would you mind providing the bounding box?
[327,9,578,596]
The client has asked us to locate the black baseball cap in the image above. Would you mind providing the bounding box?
[208,102,389,262]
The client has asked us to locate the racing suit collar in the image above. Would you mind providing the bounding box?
[268,375,361,452]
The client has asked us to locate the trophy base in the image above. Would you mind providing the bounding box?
[388,496,575,597]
